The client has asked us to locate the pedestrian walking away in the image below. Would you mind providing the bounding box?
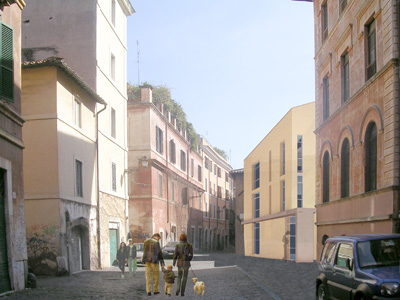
[143,232,165,296]
[162,265,177,296]
[173,233,193,297]
[127,239,137,278]
[116,242,128,279]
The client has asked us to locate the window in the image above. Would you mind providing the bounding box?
[297,176,303,208]
[253,162,260,189]
[254,222,260,254]
[156,126,163,154]
[341,138,350,198]
[341,51,350,103]
[254,193,260,218]
[321,1,328,42]
[209,180,212,194]
[111,107,116,138]
[180,150,186,171]
[111,162,116,192]
[0,22,14,102]
[289,216,296,260]
[171,183,175,202]
[281,142,286,175]
[323,151,330,203]
[336,243,353,268]
[225,172,228,182]
[169,140,176,164]
[323,76,330,121]
[198,166,202,182]
[297,135,303,172]
[366,20,376,80]
[365,122,377,192]
[269,151,272,182]
[205,157,209,169]
[281,180,286,211]
[198,228,202,249]
[214,183,216,196]
[182,187,188,205]
[205,180,207,192]
[111,0,116,26]
[214,164,217,175]
[226,189,229,200]
[191,159,194,177]
[217,167,221,178]
[75,159,83,197]
[158,174,162,198]
[209,160,212,172]
[110,53,115,81]
[320,242,336,264]
[74,99,81,128]
[339,0,347,14]
[217,186,222,199]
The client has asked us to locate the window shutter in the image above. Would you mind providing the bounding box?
[0,22,14,102]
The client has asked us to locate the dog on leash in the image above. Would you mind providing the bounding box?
[193,277,205,296]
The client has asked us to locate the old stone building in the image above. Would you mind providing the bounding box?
[243,102,316,262]
[22,57,107,275]
[21,0,134,268]
[307,0,400,256]
[231,169,244,255]
[0,0,27,294]
[201,138,233,251]
[127,86,204,248]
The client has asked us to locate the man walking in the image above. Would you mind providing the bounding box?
[173,233,193,297]
[143,233,165,296]
[127,239,137,277]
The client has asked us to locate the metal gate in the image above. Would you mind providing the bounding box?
[0,169,10,293]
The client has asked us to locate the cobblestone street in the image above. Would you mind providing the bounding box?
[3,253,318,300]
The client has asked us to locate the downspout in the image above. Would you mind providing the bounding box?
[165,117,170,228]
[96,103,107,269]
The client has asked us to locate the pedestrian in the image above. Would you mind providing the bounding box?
[116,242,128,278]
[161,265,177,296]
[173,233,193,297]
[127,239,137,277]
[143,233,165,296]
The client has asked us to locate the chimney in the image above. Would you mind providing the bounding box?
[168,112,172,123]
[140,85,153,103]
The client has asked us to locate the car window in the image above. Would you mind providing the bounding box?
[335,243,353,268]
[321,242,336,265]
[357,238,400,268]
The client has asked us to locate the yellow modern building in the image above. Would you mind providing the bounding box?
[243,102,316,262]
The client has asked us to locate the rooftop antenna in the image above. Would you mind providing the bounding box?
[137,40,140,85]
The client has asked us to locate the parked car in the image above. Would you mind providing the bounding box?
[162,241,179,259]
[133,243,144,266]
[316,234,400,300]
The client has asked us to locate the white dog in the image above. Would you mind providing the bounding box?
[193,277,205,296]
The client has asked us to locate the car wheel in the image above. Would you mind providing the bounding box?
[317,283,328,300]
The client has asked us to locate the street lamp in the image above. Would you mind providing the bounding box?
[124,156,149,174]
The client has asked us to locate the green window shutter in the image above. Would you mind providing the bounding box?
[0,22,14,102]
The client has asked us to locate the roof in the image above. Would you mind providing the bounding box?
[231,168,244,174]
[327,234,400,243]
[22,57,107,106]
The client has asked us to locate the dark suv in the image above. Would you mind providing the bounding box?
[317,234,400,300]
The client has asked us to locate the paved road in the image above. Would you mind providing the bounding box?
[3,253,318,300]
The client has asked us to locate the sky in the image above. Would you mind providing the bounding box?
[127,0,315,170]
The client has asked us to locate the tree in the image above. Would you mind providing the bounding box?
[214,147,229,161]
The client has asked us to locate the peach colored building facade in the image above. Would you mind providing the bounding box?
[243,102,316,262]
[22,58,106,275]
[310,0,400,257]
[127,86,204,248]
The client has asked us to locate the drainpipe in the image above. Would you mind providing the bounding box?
[393,0,400,232]
[96,103,107,269]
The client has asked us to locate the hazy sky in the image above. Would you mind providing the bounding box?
[127,0,315,170]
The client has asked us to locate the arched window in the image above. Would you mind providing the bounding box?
[365,122,377,192]
[323,151,330,203]
[341,138,350,198]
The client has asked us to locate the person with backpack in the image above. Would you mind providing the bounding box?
[173,233,193,296]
